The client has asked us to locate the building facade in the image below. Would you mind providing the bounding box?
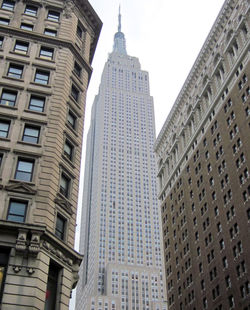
[155,0,249,309]
[0,0,101,309]
[76,11,167,310]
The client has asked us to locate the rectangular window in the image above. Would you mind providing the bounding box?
[55,214,66,240]
[29,95,45,112]
[45,262,60,310]
[22,125,40,144]
[67,110,76,129]
[77,24,83,38]
[0,120,10,138]
[1,0,15,11]
[44,28,57,37]
[39,46,54,60]
[34,70,50,84]
[60,173,70,198]
[14,41,29,54]
[8,64,23,79]
[0,37,3,48]
[20,23,33,31]
[0,153,3,167]
[71,85,79,102]
[74,61,81,77]
[15,158,34,182]
[24,4,37,16]
[7,200,27,222]
[0,89,17,106]
[0,18,9,25]
[64,140,74,160]
[47,10,60,22]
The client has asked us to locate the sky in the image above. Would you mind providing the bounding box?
[70,0,225,308]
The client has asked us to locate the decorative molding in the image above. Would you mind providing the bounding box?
[5,182,37,195]
[55,197,73,215]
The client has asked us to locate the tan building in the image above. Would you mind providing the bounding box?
[155,0,249,309]
[0,0,101,309]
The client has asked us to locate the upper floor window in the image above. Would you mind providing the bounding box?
[71,85,79,102]
[20,23,33,31]
[8,64,23,79]
[67,110,76,129]
[22,125,40,144]
[64,139,74,160]
[47,10,60,22]
[0,17,9,25]
[0,36,3,48]
[74,61,82,77]
[1,0,15,11]
[14,41,29,54]
[29,95,45,112]
[15,158,34,182]
[0,120,10,138]
[7,199,27,222]
[39,46,54,60]
[60,173,70,198]
[34,70,50,85]
[76,24,84,38]
[55,214,66,240]
[44,28,57,37]
[24,4,37,16]
[0,89,17,106]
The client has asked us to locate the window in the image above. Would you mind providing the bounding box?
[34,70,50,85]
[64,140,74,160]
[45,261,61,310]
[22,125,40,144]
[67,110,76,129]
[39,46,54,60]
[47,10,60,22]
[1,0,15,11]
[20,23,33,31]
[0,248,9,302]
[0,18,9,25]
[0,36,3,48]
[74,61,82,77]
[24,4,37,16]
[44,28,57,36]
[8,64,23,79]
[7,200,27,222]
[14,41,29,54]
[0,89,17,106]
[77,24,83,38]
[29,95,45,112]
[0,153,3,167]
[15,158,34,182]
[60,173,70,198]
[71,85,79,102]
[55,214,66,240]
[0,120,10,138]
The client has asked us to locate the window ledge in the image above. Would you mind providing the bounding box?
[62,154,76,169]
[8,179,36,186]
[29,82,51,88]
[0,137,10,142]
[24,109,47,116]
[35,56,55,64]
[2,76,24,82]
[17,141,42,148]
[9,51,30,58]
[0,104,17,110]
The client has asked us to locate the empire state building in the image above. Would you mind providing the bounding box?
[76,10,167,310]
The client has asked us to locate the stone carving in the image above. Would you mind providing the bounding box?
[55,197,73,215]
[29,232,41,256]
[42,241,73,267]
[15,230,28,253]
[63,0,74,19]
[5,182,36,195]
[13,265,22,273]
[71,263,80,290]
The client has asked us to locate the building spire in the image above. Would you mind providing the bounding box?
[113,5,127,55]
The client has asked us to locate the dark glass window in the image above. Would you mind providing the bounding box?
[64,140,73,160]
[34,70,50,84]
[67,110,76,129]
[45,262,60,310]
[1,0,15,11]
[7,200,27,222]
[15,158,34,182]
[60,173,70,198]
[40,46,54,60]
[47,10,60,22]
[55,214,66,240]
[71,85,79,102]
[0,89,17,106]
[44,28,57,37]
[22,125,40,144]
[24,4,37,16]
[0,248,9,303]
[20,23,33,31]
[14,41,29,54]
[0,120,10,138]
[76,25,83,38]
[8,64,23,79]
[74,61,81,77]
[0,18,10,25]
[29,95,45,112]
[0,37,3,48]
[0,153,3,167]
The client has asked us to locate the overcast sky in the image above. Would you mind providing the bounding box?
[71,0,225,308]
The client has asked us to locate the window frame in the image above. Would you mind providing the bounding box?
[20,23,34,31]
[0,36,3,48]
[14,158,34,182]
[67,109,77,130]
[59,172,71,198]
[7,63,23,79]
[64,139,74,161]
[0,89,17,107]
[24,4,38,16]
[7,199,28,223]
[71,84,79,102]
[44,28,57,37]
[28,95,45,112]
[39,46,54,60]
[0,17,10,25]
[34,69,50,85]
[55,213,66,240]
[14,40,29,55]
[74,61,82,77]
[22,124,40,144]
[0,119,10,138]
[47,10,60,22]
[1,0,15,11]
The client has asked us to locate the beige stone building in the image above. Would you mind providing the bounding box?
[155,0,249,309]
[0,0,101,309]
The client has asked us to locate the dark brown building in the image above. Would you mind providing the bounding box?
[0,0,101,309]
[155,0,250,309]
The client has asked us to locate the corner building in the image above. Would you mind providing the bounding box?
[76,12,167,310]
[155,0,250,309]
[0,0,101,309]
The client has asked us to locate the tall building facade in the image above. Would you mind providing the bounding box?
[0,0,101,309]
[76,11,167,310]
[155,0,250,309]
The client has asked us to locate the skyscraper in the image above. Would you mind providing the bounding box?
[155,0,250,309]
[76,10,167,310]
[0,0,101,309]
